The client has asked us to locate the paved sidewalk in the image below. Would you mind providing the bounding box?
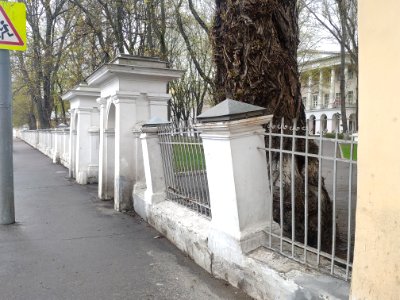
[0,140,250,300]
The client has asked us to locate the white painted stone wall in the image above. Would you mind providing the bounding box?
[17,107,351,299]
[18,128,70,169]
[136,114,349,300]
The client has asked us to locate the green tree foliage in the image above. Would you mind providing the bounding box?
[13,0,215,129]
[13,0,356,131]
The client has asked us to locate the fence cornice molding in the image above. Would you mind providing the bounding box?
[196,115,272,140]
[96,97,107,106]
[196,115,272,130]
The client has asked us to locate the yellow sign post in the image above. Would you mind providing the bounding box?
[0,1,26,51]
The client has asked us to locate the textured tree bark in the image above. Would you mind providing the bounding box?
[213,0,303,123]
[212,0,334,252]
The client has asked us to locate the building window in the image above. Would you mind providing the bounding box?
[348,70,353,79]
[348,91,354,104]
[336,92,341,100]
[313,95,318,108]
[324,94,329,107]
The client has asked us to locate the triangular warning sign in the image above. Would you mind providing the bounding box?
[0,5,23,46]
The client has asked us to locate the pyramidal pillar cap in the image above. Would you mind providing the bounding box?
[142,116,170,127]
[196,99,267,123]
[141,116,171,134]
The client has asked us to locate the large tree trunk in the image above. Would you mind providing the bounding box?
[212,0,333,252]
[213,0,303,122]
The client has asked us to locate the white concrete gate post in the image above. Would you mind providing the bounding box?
[196,99,273,264]
[134,119,168,220]
[75,108,93,184]
[52,129,61,164]
[86,55,183,212]
[62,84,101,184]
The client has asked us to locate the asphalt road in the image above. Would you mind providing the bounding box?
[0,139,250,300]
[321,141,357,254]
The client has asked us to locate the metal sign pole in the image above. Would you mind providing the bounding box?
[0,49,15,225]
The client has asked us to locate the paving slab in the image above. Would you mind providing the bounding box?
[0,139,251,300]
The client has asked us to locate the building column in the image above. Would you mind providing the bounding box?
[327,117,333,133]
[315,117,321,134]
[307,74,313,110]
[318,69,324,109]
[329,68,336,108]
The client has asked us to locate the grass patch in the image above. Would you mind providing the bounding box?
[340,143,358,160]
[172,140,206,172]
[324,132,345,139]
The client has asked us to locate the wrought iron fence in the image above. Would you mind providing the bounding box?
[158,123,211,218]
[259,118,357,281]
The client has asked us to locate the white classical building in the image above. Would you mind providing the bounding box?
[300,50,357,134]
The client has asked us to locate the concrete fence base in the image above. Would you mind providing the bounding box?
[143,200,349,300]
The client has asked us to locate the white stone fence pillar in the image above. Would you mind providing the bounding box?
[52,129,63,164]
[87,126,100,184]
[19,130,37,147]
[196,99,273,264]
[50,130,56,158]
[37,130,42,152]
[45,129,52,157]
[61,84,101,184]
[61,128,70,168]
[134,118,168,221]
[18,127,70,167]
[39,130,46,154]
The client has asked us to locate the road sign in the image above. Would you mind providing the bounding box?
[0,2,26,51]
